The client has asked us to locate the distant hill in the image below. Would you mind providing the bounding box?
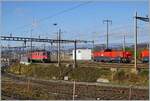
[1,42,148,54]
[131,43,149,49]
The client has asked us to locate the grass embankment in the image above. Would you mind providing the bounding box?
[7,63,110,82]
[7,63,149,86]
[112,69,149,86]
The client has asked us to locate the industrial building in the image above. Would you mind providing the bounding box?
[72,49,92,60]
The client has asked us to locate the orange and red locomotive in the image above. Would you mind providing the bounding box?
[140,49,149,63]
[28,50,51,63]
[92,49,132,63]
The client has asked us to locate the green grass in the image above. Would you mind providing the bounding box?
[69,67,111,82]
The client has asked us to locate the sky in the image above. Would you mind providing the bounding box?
[1,1,149,47]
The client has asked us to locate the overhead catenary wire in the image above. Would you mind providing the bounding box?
[7,1,92,34]
[92,26,149,39]
[91,22,148,37]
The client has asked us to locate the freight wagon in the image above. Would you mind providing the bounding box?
[28,50,51,63]
[140,49,149,63]
[92,49,132,63]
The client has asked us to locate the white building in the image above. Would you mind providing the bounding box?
[72,49,92,60]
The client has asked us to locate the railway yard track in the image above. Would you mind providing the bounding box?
[36,61,149,69]
[79,62,149,69]
[1,72,149,100]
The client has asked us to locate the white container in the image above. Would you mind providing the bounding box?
[72,49,91,60]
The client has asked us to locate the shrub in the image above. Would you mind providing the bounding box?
[139,69,149,77]
[139,69,149,85]
[129,73,140,84]
[113,70,126,83]
[69,67,111,82]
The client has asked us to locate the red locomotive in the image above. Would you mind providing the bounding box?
[92,49,132,63]
[140,49,149,63]
[28,50,51,63]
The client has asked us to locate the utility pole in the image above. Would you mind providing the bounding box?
[58,29,61,67]
[50,42,53,62]
[74,40,77,68]
[134,12,138,72]
[147,43,149,49]
[30,29,33,63]
[30,18,36,53]
[53,23,60,65]
[123,34,126,51]
[43,44,46,51]
[133,13,149,73]
[92,40,94,51]
[24,41,26,48]
[103,19,112,49]
[30,29,33,52]
[0,36,1,74]
[56,32,58,62]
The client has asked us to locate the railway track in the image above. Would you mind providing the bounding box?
[79,63,149,69]
[1,72,149,100]
[35,61,149,69]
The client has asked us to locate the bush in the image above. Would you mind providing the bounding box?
[7,63,148,86]
[139,69,149,85]
[69,67,111,82]
[139,69,149,77]
[129,73,140,84]
[113,70,126,83]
